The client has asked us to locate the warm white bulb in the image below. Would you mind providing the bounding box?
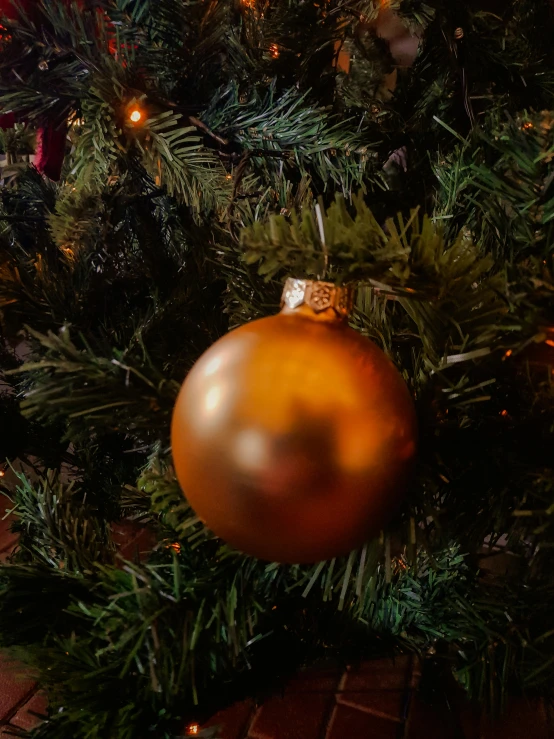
[129,109,142,123]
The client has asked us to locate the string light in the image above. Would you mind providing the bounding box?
[170,542,181,554]
[0,470,5,478]
[186,724,200,736]
[522,121,534,130]
[269,43,280,59]
[128,107,143,124]
[546,339,554,348]
[0,25,12,42]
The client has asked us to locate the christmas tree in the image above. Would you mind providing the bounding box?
[1,0,554,736]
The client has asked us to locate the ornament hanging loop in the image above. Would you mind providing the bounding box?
[314,202,329,279]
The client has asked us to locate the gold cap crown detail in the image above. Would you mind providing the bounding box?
[281,279,354,319]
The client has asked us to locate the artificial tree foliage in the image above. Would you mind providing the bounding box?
[0,1,554,737]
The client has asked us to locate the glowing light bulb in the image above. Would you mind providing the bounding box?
[0,470,5,478]
[269,43,280,58]
[186,724,200,736]
[129,108,143,124]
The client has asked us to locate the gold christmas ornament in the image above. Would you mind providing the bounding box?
[171,279,418,564]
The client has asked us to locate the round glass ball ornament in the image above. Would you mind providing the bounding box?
[171,279,417,563]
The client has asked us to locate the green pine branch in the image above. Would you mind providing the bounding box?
[9,327,180,445]
[434,110,554,259]
[4,469,115,573]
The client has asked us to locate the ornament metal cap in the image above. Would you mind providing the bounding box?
[281,278,354,320]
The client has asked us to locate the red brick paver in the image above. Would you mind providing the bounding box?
[112,520,157,563]
[0,653,36,724]
[248,668,341,739]
[4,691,48,734]
[326,704,400,739]
[336,658,416,723]
[480,699,550,739]
[202,700,255,739]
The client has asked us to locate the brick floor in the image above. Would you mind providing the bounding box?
[2,691,48,735]
[480,699,551,739]
[185,657,554,739]
[0,653,36,724]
